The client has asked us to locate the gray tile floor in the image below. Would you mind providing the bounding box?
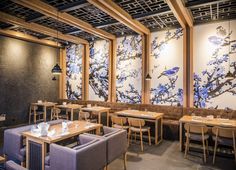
[110,141,236,170]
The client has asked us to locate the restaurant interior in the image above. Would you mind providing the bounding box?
[0,0,236,170]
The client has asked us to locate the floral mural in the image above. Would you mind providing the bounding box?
[150,28,184,106]
[66,44,83,100]
[116,35,142,104]
[194,21,236,109]
[89,40,109,101]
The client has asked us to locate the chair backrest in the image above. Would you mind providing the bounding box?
[53,108,61,114]
[212,126,236,138]
[79,111,90,121]
[30,105,38,111]
[128,118,145,127]
[184,123,208,134]
[111,116,127,126]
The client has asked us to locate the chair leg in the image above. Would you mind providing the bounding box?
[128,129,131,146]
[202,138,206,163]
[123,152,127,170]
[148,129,151,145]
[140,130,143,152]
[134,132,136,142]
[213,140,218,164]
[34,113,36,124]
[206,140,209,156]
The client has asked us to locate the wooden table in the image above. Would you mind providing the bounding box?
[82,106,110,126]
[56,104,83,120]
[179,115,236,151]
[0,156,5,164]
[114,110,164,145]
[22,121,102,170]
[31,102,57,122]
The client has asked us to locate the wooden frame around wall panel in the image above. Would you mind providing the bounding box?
[59,48,66,99]
[83,44,90,100]
[108,39,117,102]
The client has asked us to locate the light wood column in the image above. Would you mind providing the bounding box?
[108,39,117,102]
[142,34,151,104]
[183,27,194,107]
[83,44,90,100]
[59,48,66,99]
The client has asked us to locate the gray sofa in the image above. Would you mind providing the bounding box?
[3,119,64,164]
[45,134,107,170]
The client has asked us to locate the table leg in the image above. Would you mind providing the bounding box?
[106,110,109,126]
[43,106,46,122]
[155,119,158,145]
[98,112,101,125]
[179,122,183,151]
[26,138,29,169]
[71,109,74,121]
[41,142,46,170]
[160,117,163,141]
[96,126,101,135]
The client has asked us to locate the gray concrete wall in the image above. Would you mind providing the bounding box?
[0,35,59,125]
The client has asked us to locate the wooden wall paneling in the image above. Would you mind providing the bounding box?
[183,28,187,107]
[83,44,90,100]
[188,27,194,107]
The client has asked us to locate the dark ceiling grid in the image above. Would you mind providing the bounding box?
[0,0,42,20]
[71,31,100,41]
[0,22,13,29]
[185,0,236,25]
[101,23,137,37]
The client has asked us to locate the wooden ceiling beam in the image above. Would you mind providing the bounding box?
[11,0,115,40]
[166,0,193,28]
[0,29,61,47]
[88,0,150,35]
[0,12,89,45]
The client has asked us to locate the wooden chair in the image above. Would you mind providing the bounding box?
[212,126,236,164]
[184,123,209,163]
[79,111,97,123]
[51,108,69,120]
[128,118,151,151]
[111,116,129,130]
[28,105,43,124]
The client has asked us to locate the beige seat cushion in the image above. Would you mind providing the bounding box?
[130,126,150,132]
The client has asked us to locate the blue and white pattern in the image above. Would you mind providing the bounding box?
[66,44,83,100]
[194,21,236,109]
[116,35,142,104]
[89,40,109,101]
[150,28,184,106]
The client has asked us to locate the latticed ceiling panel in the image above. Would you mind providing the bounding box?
[68,4,117,27]
[101,23,137,37]
[138,12,180,31]
[185,0,236,24]
[35,17,79,33]
[0,0,42,20]
[113,0,170,17]
[43,0,85,9]
[10,27,48,39]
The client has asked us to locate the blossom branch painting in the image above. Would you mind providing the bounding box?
[150,28,184,106]
[66,44,83,100]
[194,21,236,109]
[116,35,142,104]
[89,40,109,101]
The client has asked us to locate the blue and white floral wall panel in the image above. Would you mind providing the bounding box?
[89,40,109,101]
[116,35,143,104]
[66,44,83,100]
[150,28,184,106]
[194,20,236,109]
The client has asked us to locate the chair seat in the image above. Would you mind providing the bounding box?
[130,126,150,132]
[212,136,233,146]
[185,133,209,141]
[113,124,129,130]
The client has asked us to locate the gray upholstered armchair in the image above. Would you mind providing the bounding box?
[3,119,63,165]
[5,161,27,170]
[45,134,107,170]
[86,126,128,170]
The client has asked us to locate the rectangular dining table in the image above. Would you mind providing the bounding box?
[22,121,102,170]
[114,110,164,145]
[31,102,57,122]
[179,115,236,151]
[81,106,110,126]
[56,104,83,120]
